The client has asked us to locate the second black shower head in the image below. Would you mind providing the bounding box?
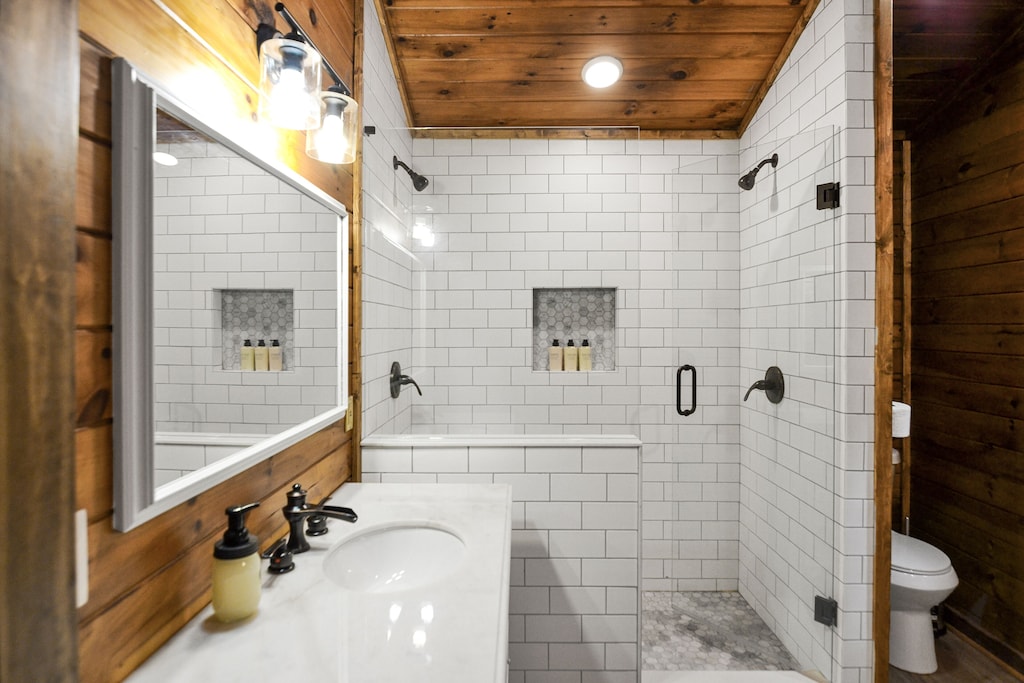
[394,156,430,192]
[738,153,779,190]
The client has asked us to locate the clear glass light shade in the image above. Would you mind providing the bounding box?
[258,37,322,130]
[306,91,359,164]
[581,56,623,88]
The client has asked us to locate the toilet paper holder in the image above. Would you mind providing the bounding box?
[744,366,785,404]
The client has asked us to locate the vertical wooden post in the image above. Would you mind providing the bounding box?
[873,0,895,680]
[350,0,365,479]
[0,0,80,680]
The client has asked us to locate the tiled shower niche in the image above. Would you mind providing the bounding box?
[219,289,294,370]
[532,288,616,371]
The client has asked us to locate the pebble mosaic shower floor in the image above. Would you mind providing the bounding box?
[642,592,801,672]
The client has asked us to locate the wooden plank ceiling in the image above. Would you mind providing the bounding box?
[894,0,1024,136]
[375,0,817,136]
[373,0,1024,136]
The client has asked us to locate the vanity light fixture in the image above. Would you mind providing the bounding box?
[152,151,178,167]
[256,3,359,164]
[582,56,623,88]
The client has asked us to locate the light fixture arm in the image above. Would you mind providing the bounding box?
[256,2,353,98]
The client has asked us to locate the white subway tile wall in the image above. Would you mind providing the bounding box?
[359,0,417,438]
[362,442,640,683]
[360,0,874,680]
[153,138,339,438]
[739,0,876,680]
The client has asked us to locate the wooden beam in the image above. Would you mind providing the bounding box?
[352,0,365,480]
[0,0,80,680]
[873,0,895,679]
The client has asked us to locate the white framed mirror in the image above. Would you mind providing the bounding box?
[111,58,349,531]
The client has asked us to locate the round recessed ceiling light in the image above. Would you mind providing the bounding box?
[582,56,623,88]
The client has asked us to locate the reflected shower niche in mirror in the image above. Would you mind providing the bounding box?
[112,59,349,531]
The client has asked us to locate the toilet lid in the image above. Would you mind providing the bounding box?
[891,532,952,575]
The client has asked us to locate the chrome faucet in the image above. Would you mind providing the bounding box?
[281,483,357,554]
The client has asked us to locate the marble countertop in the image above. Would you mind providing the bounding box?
[128,482,513,683]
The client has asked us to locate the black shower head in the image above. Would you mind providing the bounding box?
[738,153,779,191]
[394,156,430,192]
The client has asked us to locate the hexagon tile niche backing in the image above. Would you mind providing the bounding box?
[220,289,295,370]
[532,288,616,371]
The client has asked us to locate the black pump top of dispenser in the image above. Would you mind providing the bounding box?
[215,502,260,559]
[582,339,590,347]
[243,339,252,346]
[567,339,575,346]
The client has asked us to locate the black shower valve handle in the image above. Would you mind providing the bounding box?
[400,374,422,395]
[389,361,422,398]
[744,366,785,404]
[743,380,767,401]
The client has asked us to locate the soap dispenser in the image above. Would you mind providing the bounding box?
[240,339,255,371]
[212,502,261,622]
[254,339,270,371]
[579,339,593,372]
[548,339,563,371]
[268,339,283,371]
[564,339,578,371]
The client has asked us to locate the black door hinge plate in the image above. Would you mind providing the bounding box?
[817,182,840,209]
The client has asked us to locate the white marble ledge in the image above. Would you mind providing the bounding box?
[128,483,513,683]
[362,433,642,448]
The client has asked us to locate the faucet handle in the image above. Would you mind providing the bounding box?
[263,538,295,574]
[306,513,328,536]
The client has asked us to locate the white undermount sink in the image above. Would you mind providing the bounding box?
[323,523,466,593]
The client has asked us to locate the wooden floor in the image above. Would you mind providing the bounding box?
[890,630,1023,683]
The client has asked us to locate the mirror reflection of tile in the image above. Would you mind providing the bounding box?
[152,133,338,437]
[532,287,616,371]
[219,289,294,370]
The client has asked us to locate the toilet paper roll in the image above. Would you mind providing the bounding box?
[892,401,911,438]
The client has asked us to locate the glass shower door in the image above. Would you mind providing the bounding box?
[656,127,839,679]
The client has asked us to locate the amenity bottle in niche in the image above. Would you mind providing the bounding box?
[564,339,578,371]
[240,339,255,371]
[254,339,270,371]
[212,502,261,622]
[269,339,283,371]
[549,339,563,371]
[579,339,592,371]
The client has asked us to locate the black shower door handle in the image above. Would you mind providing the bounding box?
[676,365,697,416]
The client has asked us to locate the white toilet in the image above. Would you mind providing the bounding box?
[890,531,959,674]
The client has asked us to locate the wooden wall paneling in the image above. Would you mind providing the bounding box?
[891,139,905,528]
[75,0,360,676]
[76,232,113,328]
[900,139,913,527]
[75,329,113,427]
[77,137,113,232]
[914,195,1024,250]
[913,323,1024,356]
[1,1,80,681]
[874,0,895,678]
[909,23,1024,673]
